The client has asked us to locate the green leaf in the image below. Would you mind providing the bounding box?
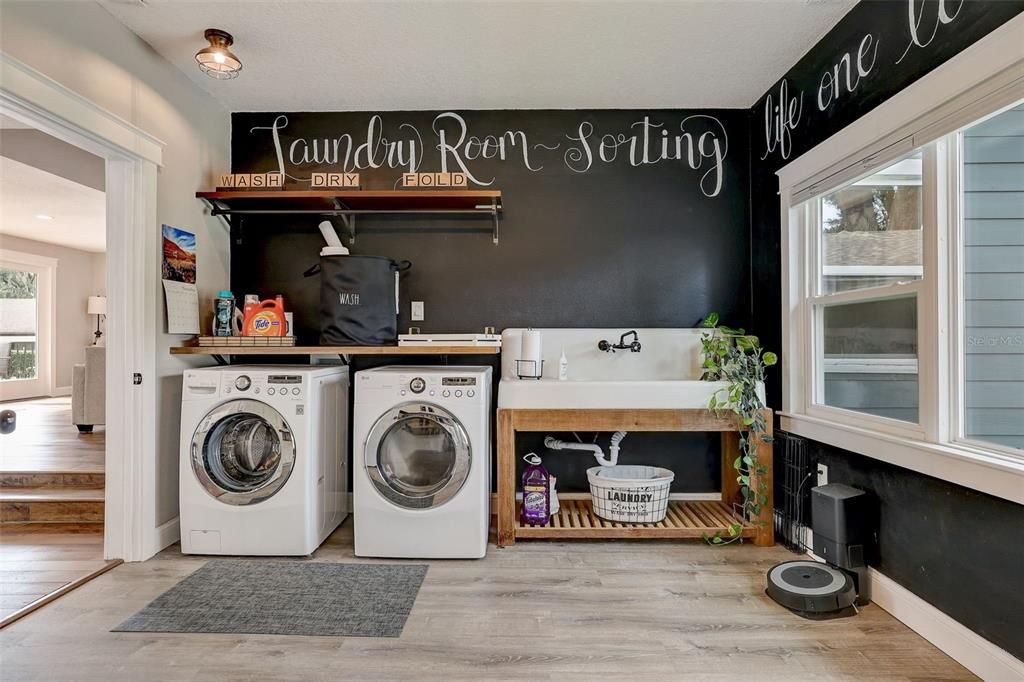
[730,523,742,536]
[712,536,723,544]
[763,351,778,366]
[732,456,742,470]
[702,312,720,328]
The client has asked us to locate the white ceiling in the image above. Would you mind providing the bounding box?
[99,0,856,111]
[0,157,106,253]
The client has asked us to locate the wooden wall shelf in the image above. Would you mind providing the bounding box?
[197,189,504,243]
[171,344,500,363]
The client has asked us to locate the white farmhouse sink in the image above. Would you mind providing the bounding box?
[497,328,763,410]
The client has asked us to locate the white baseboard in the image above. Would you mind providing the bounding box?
[51,385,71,397]
[868,568,1024,681]
[149,516,180,558]
[793,526,1022,680]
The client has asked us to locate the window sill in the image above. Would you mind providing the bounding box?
[779,412,1024,505]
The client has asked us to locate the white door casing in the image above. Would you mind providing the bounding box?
[1,52,164,562]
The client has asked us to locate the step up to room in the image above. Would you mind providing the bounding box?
[0,487,104,524]
[0,471,105,489]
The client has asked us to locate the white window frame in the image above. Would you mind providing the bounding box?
[778,15,1024,505]
[0,249,57,401]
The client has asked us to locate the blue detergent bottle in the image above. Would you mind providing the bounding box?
[520,453,550,526]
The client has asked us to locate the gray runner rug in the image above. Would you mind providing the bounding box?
[113,560,428,637]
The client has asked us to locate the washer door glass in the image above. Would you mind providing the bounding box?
[365,403,471,509]
[191,399,295,506]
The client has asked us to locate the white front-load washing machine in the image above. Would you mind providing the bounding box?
[179,365,349,556]
[354,366,492,558]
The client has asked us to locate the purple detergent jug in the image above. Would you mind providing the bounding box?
[521,453,550,526]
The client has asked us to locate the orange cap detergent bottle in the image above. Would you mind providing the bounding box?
[242,295,286,337]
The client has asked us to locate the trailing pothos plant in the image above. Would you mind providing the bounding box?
[699,312,777,545]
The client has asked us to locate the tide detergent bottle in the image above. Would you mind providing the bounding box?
[242,295,286,337]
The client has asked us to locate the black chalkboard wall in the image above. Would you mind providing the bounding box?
[231,109,749,492]
[229,3,1024,659]
[749,0,1024,660]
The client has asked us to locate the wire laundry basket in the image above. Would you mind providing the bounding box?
[587,465,674,524]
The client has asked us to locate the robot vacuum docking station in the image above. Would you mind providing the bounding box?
[767,483,877,620]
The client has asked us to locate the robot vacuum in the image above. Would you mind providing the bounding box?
[766,560,858,620]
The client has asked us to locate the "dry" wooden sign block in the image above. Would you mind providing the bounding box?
[218,173,284,189]
[402,172,468,188]
[311,172,361,188]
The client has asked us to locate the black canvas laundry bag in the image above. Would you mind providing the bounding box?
[305,255,411,345]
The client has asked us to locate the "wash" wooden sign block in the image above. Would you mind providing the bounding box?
[311,172,361,188]
[402,172,468,188]
[218,173,284,190]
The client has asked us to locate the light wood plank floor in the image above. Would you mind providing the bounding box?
[0,524,112,623]
[0,397,104,473]
[0,521,973,681]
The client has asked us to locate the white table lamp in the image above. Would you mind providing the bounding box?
[87,295,107,345]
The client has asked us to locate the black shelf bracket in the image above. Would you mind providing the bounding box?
[201,199,502,244]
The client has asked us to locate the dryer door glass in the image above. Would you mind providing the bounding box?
[191,399,296,506]
[366,403,471,509]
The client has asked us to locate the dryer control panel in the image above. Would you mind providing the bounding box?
[358,371,486,403]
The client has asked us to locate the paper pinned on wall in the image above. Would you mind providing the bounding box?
[163,279,200,334]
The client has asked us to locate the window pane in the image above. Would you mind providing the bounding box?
[961,102,1024,452]
[820,152,923,294]
[820,296,918,423]
[0,268,39,382]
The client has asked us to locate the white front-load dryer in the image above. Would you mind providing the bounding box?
[354,366,492,559]
[179,365,349,555]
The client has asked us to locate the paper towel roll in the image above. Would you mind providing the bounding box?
[521,329,542,376]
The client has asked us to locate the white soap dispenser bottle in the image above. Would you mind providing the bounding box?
[558,347,569,381]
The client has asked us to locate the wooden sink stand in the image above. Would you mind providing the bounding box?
[495,408,774,547]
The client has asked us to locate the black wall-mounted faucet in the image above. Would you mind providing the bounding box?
[598,330,642,353]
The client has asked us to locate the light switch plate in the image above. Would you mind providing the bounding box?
[411,301,424,321]
[816,463,829,487]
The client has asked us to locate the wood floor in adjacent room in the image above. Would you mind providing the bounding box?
[0,522,974,681]
[0,524,113,623]
[0,396,112,626]
[0,397,105,472]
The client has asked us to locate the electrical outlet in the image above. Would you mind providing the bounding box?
[816,463,829,487]
[411,301,424,321]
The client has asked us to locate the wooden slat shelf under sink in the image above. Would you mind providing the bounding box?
[515,499,756,539]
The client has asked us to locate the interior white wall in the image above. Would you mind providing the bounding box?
[0,1,231,542]
[0,128,105,191]
[91,252,107,296]
[0,234,104,391]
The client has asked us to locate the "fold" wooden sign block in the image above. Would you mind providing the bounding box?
[402,172,468,188]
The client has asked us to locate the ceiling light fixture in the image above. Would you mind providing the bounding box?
[35,214,53,220]
[195,29,242,80]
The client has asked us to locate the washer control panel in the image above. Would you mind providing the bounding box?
[222,373,304,400]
